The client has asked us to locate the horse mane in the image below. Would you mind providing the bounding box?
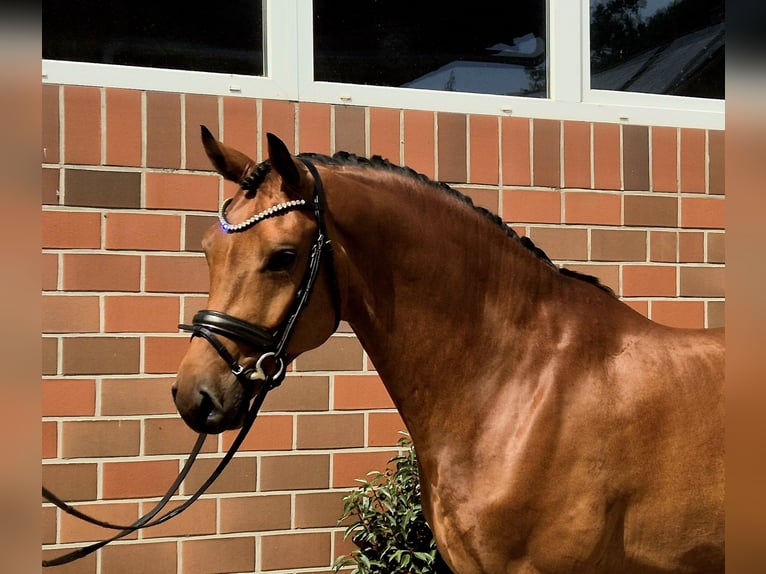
[286,151,614,296]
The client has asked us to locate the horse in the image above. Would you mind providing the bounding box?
[173,127,724,574]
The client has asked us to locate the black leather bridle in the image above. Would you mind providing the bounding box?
[179,157,340,387]
[42,157,339,567]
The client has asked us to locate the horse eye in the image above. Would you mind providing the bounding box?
[266,249,297,272]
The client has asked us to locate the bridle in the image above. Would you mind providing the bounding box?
[42,157,339,567]
[179,157,340,388]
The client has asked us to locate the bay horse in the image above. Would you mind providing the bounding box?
[173,127,724,574]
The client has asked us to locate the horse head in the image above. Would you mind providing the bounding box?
[173,128,339,434]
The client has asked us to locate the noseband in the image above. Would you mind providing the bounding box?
[179,157,340,389]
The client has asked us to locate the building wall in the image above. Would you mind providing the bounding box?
[42,84,725,573]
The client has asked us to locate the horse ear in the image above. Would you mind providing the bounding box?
[266,132,302,191]
[200,125,255,183]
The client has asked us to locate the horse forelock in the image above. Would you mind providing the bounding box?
[295,150,615,296]
[240,160,272,197]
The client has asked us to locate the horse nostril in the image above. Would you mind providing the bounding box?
[171,384,178,401]
[199,389,223,426]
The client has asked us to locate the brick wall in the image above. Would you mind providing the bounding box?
[42,84,725,573]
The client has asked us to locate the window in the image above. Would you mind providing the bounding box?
[43,0,264,76]
[313,0,547,98]
[590,0,724,99]
[42,0,724,129]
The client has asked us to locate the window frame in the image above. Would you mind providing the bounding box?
[41,0,724,130]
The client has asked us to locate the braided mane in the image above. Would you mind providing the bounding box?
[256,151,614,295]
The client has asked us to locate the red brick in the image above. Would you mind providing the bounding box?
[681,196,725,229]
[294,491,348,528]
[102,460,180,499]
[104,295,180,333]
[105,212,182,251]
[43,253,59,291]
[42,295,100,334]
[220,494,291,533]
[651,300,705,329]
[42,83,60,164]
[369,107,401,163]
[261,375,330,412]
[299,102,332,155]
[260,532,331,570]
[42,378,96,417]
[144,255,209,293]
[261,99,296,160]
[680,266,725,298]
[61,337,140,376]
[145,172,220,211]
[143,498,216,539]
[593,123,621,190]
[43,166,60,205]
[623,300,649,318]
[62,254,141,292]
[42,421,57,458]
[101,541,177,574]
[332,450,397,487]
[296,413,365,449]
[502,189,561,224]
[259,454,330,491]
[223,97,258,160]
[335,105,367,157]
[404,110,435,178]
[295,336,365,371]
[469,114,499,184]
[564,191,621,225]
[42,462,98,502]
[527,227,588,261]
[105,88,142,167]
[622,265,677,297]
[143,417,217,456]
[64,85,101,165]
[680,128,706,193]
[561,264,620,295]
[590,230,647,261]
[708,130,724,195]
[563,121,591,189]
[42,211,101,248]
[220,414,294,452]
[652,126,678,192]
[181,537,255,574]
[650,230,677,263]
[59,502,139,543]
[185,94,219,171]
[146,91,181,169]
[144,336,190,374]
[502,116,531,186]
[532,119,560,188]
[368,412,408,447]
[679,232,705,263]
[181,456,257,495]
[333,374,394,410]
[100,376,177,416]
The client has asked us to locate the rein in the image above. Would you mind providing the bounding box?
[42,157,339,567]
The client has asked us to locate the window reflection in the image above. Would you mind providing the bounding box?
[590,0,724,99]
[313,0,548,97]
[43,1,264,76]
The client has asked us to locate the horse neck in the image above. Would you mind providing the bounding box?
[324,166,568,421]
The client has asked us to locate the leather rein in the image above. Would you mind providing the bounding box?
[42,157,339,567]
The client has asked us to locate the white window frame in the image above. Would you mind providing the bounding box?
[42,0,724,130]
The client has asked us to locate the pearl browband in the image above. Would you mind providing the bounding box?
[218,197,309,233]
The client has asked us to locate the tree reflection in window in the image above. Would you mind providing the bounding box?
[590,0,724,99]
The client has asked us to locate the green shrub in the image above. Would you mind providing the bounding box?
[333,434,437,573]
